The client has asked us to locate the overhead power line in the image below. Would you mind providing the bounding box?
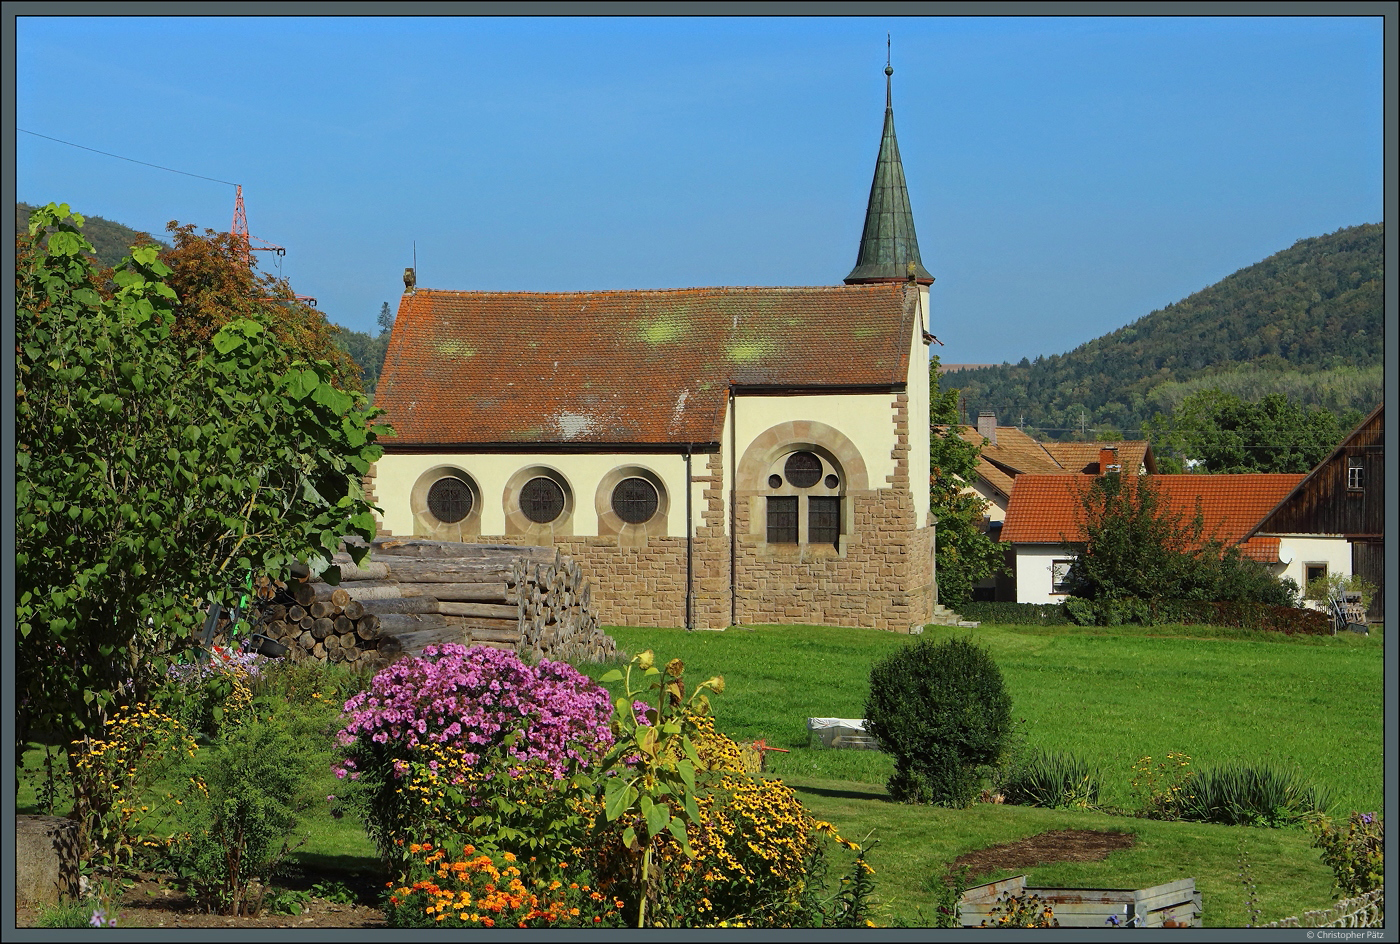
[18,128,238,187]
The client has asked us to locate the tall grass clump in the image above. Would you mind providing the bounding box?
[1001,749,1101,810]
[1177,762,1332,828]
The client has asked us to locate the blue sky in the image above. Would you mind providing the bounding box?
[14,14,1384,365]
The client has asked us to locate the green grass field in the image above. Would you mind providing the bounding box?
[18,621,1383,927]
[582,622,1383,926]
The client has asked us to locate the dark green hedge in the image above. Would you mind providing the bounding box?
[1063,597,1332,634]
[958,602,1071,625]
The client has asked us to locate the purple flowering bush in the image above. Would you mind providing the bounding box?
[334,644,613,866]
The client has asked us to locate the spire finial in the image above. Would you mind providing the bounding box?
[885,34,893,108]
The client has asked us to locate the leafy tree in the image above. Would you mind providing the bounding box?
[152,221,362,390]
[929,356,1006,606]
[1145,390,1360,473]
[15,204,389,788]
[332,304,394,396]
[1064,473,1295,609]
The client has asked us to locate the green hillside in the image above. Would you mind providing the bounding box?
[16,201,170,269]
[948,223,1383,439]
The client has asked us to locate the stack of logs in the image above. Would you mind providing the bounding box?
[248,539,616,668]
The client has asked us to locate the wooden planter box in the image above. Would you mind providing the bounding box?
[959,874,1201,928]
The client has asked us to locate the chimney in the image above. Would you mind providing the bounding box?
[977,411,998,445]
[1099,446,1122,475]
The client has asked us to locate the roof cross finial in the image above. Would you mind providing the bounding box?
[885,34,893,107]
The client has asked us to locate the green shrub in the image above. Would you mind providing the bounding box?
[166,692,332,916]
[864,637,1013,808]
[1064,597,1331,633]
[1176,762,1331,828]
[957,602,1069,625]
[1305,811,1384,896]
[1002,749,1101,810]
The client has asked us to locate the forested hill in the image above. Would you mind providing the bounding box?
[17,202,170,269]
[947,223,1383,439]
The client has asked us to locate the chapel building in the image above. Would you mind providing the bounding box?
[369,65,938,632]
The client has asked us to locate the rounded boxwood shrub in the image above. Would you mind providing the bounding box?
[864,636,1013,807]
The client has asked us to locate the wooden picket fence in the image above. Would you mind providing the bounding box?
[1257,887,1383,929]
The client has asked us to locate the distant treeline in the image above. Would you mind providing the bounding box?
[948,222,1383,439]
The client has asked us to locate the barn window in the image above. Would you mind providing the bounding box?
[1348,458,1364,490]
[767,496,798,544]
[1305,562,1328,586]
[611,477,659,524]
[427,476,473,524]
[521,477,566,523]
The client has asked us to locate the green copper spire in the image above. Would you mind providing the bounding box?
[844,60,933,285]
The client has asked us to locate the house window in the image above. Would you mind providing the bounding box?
[809,497,841,548]
[767,496,798,544]
[1305,563,1328,586]
[426,476,473,524]
[611,477,659,524]
[1348,458,1364,490]
[521,477,566,523]
[1051,559,1075,594]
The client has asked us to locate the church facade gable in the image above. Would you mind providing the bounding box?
[367,63,938,632]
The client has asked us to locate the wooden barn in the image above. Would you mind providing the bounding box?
[1246,404,1385,621]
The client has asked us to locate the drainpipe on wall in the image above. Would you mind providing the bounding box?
[729,388,738,630]
[684,445,693,631]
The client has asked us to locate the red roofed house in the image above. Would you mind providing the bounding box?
[938,415,1157,600]
[998,472,1331,604]
[369,66,938,632]
[1244,404,1384,621]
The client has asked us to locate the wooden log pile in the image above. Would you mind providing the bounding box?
[240,574,390,669]
[255,540,616,668]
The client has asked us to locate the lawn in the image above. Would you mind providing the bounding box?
[19,620,1382,928]
[583,622,1384,926]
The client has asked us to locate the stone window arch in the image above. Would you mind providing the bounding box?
[737,421,868,557]
[503,466,575,540]
[595,465,670,546]
[410,466,482,540]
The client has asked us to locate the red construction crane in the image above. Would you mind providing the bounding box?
[230,185,316,306]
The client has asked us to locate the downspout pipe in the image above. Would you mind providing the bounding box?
[684,445,693,631]
[729,388,737,629]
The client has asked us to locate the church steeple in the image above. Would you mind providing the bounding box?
[844,57,934,285]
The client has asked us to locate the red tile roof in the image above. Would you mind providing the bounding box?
[375,283,919,446]
[999,473,1305,563]
[1042,441,1156,475]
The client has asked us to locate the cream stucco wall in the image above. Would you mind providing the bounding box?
[373,451,706,539]
[1275,535,1353,593]
[1013,545,1077,604]
[732,393,898,487]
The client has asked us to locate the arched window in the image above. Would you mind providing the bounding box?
[764,449,844,549]
[612,477,660,524]
[520,476,566,524]
[410,467,482,539]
